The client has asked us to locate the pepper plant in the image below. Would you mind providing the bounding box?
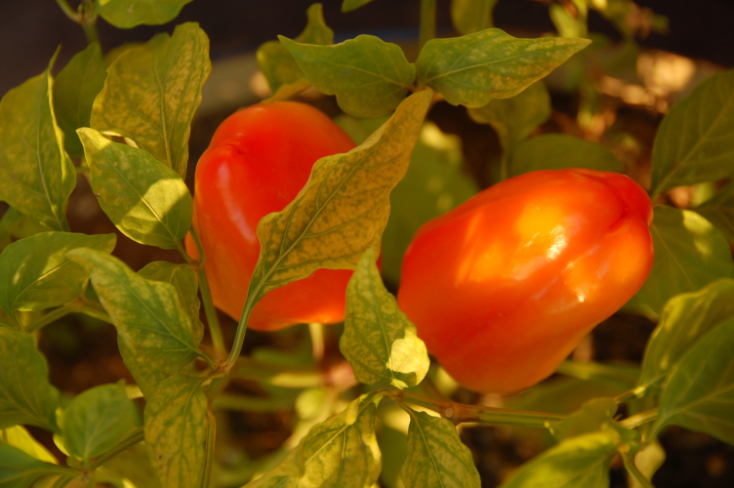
[1,1,733,487]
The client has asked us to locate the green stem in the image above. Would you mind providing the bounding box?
[201,410,216,488]
[49,472,78,488]
[620,448,656,488]
[557,360,640,389]
[419,0,437,49]
[88,428,144,471]
[188,229,226,359]
[619,408,659,430]
[79,300,113,324]
[54,0,79,22]
[80,0,99,45]
[223,293,255,372]
[233,357,324,388]
[614,376,664,405]
[392,391,566,428]
[24,306,74,333]
[213,393,294,412]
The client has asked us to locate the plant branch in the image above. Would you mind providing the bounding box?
[619,408,659,430]
[87,427,144,471]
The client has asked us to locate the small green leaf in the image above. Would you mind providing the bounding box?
[0,231,116,315]
[626,207,734,318]
[640,279,734,387]
[341,248,429,389]
[549,398,618,442]
[138,261,201,329]
[401,410,480,488]
[61,383,140,463]
[0,52,74,231]
[468,81,551,154]
[66,249,204,397]
[0,443,63,488]
[652,318,734,444]
[144,375,207,488]
[510,134,623,177]
[651,69,734,198]
[247,394,381,488]
[97,0,194,29]
[415,29,590,107]
[0,328,60,431]
[91,23,210,178]
[695,180,734,243]
[257,4,333,95]
[0,426,57,464]
[280,35,416,117]
[342,0,376,12]
[78,128,193,250]
[247,90,431,309]
[499,429,619,488]
[53,42,106,158]
[451,0,498,35]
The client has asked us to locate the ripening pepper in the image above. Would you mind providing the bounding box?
[185,101,356,330]
[397,169,654,394]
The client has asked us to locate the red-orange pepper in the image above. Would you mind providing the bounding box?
[397,169,654,394]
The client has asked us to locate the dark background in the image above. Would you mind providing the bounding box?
[1,0,734,99]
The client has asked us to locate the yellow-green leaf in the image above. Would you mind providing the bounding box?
[451,0,498,35]
[416,29,590,107]
[78,128,193,250]
[138,261,201,331]
[0,426,57,464]
[549,398,618,442]
[0,53,74,231]
[97,0,194,29]
[0,444,66,488]
[91,23,210,178]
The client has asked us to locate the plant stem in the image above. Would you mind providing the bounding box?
[201,410,216,488]
[223,292,255,372]
[54,0,79,22]
[233,357,324,388]
[619,408,659,430]
[557,360,640,389]
[620,448,656,488]
[88,428,144,471]
[80,0,99,44]
[188,229,226,359]
[49,473,78,488]
[24,306,74,333]
[419,0,437,49]
[79,300,113,324]
[390,390,566,428]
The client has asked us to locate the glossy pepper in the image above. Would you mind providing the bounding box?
[397,169,654,394]
[185,101,357,330]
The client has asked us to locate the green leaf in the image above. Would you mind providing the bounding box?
[626,207,734,318]
[0,328,60,431]
[342,0,376,12]
[549,398,618,442]
[341,248,429,389]
[550,1,588,38]
[78,128,193,250]
[61,383,140,463]
[468,81,551,154]
[138,261,201,329]
[499,429,619,488]
[401,410,480,488]
[509,134,623,177]
[652,318,734,444]
[639,279,734,387]
[0,231,116,315]
[257,4,333,95]
[66,249,204,397]
[0,426,57,464]
[695,180,734,243]
[0,444,63,488]
[247,394,381,488]
[97,442,162,488]
[0,208,51,253]
[91,22,210,178]
[280,35,415,117]
[451,0,498,35]
[247,90,431,309]
[415,29,590,107]
[651,69,734,198]
[144,375,207,488]
[97,0,194,29]
[53,42,106,159]
[0,52,74,231]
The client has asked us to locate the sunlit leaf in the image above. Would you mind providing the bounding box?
[97,0,194,29]
[0,52,74,231]
[53,42,106,158]
[341,248,429,389]
[280,35,415,117]
[138,261,201,330]
[415,29,590,107]
[342,0,376,12]
[451,0,498,35]
[651,69,734,198]
[510,134,623,177]
[66,249,204,397]
[61,383,140,463]
[628,441,665,488]
[639,279,734,387]
[78,128,193,250]
[0,231,115,315]
[549,398,618,442]
[626,207,734,318]
[144,375,207,488]
[652,318,734,444]
[247,394,381,487]
[0,426,57,464]
[247,91,431,310]
[695,180,734,243]
[0,328,60,431]
[0,444,64,488]
[401,410,480,488]
[91,23,210,178]
[468,81,551,154]
[257,4,333,94]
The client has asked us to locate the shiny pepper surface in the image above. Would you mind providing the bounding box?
[397,169,654,394]
[185,101,356,330]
